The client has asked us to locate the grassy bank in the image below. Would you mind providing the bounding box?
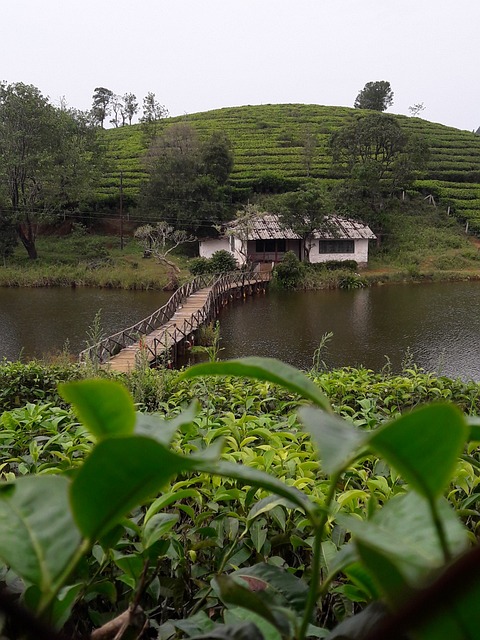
[0,234,189,289]
[3,209,480,290]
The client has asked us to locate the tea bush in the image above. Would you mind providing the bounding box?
[0,360,479,638]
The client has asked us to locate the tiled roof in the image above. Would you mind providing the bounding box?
[228,214,375,240]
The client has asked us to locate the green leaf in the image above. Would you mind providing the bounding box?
[180,357,331,410]
[0,476,81,599]
[142,513,179,549]
[298,407,365,475]
[144,488,201,525]
[320,540,338,575]
[70,436,205,542]
[214,575,290,636]
[134,401,200,444]
[113,553,144,580]
[247,496,297,525]
[59,379,136,440]
[50,583,84,629]
[368,403,468,499]
[342,493,469,588]
[354,540,413,607]
[190,621,265,640]
[231,563,309,615]
[225,607,282,640]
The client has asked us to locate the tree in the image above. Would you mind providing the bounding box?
[91,87,113,128]
[109,94,123,127]
[140,92,168,140]
[134,222,195,273]
[139,124,234,233]
[278,187,333,262]
[0,82,103,259]
[330,112,429,231]
[122,93,138,125]
[201,131,234,184]
[409,102,426,118]
[354,81,394,112]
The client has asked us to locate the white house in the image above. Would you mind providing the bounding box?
[199,214,376,267]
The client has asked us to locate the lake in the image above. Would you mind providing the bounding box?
[215,281,480,380]
[1,282,480,380]
[0,287,170,361]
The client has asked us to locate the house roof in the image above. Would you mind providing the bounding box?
[228,214,375,241]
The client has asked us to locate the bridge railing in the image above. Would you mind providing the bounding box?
[145,269,272,362]
[80,268,272,365]
[79,274,214,363]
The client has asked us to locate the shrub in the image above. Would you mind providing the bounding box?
[188,256,211,275]
[209,249,238,273]
[338,273,367,289]
[274,251,305,289]
[322,259,358,271]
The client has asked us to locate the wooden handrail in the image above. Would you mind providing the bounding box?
[80,269,271,364]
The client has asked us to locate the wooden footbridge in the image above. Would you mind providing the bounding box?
[79,269,272,372]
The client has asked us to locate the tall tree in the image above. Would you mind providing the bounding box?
[354,81,394,112]
[330,112,429,230]
[91,87,113,128]
[140,92,168,140]
[122,92,138,125]
[201,131,234,184]
[109,94,123,127]
[139,124,233,234]
[0,83,102,259]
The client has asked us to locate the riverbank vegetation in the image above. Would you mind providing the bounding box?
[1,205,480,292]
[0,357,480,638]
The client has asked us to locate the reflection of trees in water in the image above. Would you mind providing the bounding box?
[218,284,480,381]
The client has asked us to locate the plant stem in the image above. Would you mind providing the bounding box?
[37,538,90,618]
[298,471,341,640]
[428,496,451,564]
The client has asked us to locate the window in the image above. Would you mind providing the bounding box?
[318,240,355,254]
[255,239,286,253]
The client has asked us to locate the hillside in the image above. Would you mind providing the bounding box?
[100,104,480,231]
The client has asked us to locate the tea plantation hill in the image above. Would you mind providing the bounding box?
[100,103,480,232]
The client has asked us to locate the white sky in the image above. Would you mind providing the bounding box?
[2,0,479,131]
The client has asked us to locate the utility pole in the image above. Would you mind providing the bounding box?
[119,170,124,250]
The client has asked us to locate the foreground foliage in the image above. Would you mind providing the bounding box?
[0,359,480,638]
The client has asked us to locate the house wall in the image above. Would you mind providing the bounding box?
[309,238,370,266]
[199,238,230,259]
[200,236,371,267]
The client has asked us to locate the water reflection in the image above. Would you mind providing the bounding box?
[0,288,169,361]
[217,282,480,381]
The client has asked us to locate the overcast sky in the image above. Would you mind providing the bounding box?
[2,0,479,131]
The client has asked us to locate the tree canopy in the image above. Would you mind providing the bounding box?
[0,82,103,259]
[330,112,429,230]
[354,81,394,112]
[139,123,234,234]
[278,187,333,262]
